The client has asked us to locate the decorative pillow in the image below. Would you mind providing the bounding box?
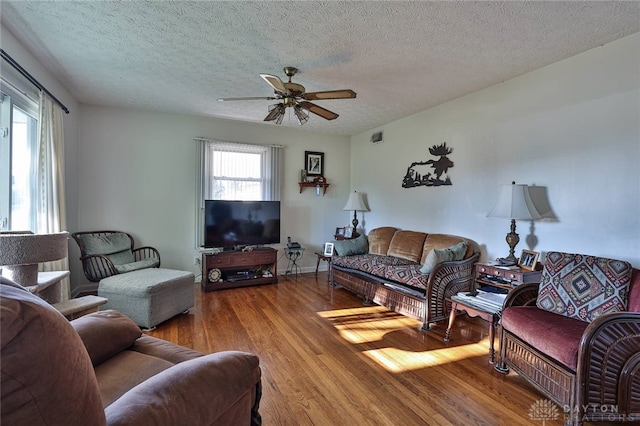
[420,242,467,275]
[333,234,368,256]
[536,252,632,323]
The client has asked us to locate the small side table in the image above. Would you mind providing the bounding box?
[445,295,501,364]
[284,247,305,278]
[314,252,331,276]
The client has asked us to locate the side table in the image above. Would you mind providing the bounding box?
[284,247,305,278]
[314,252,331,277]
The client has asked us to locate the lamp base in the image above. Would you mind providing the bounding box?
[505,219,520,263]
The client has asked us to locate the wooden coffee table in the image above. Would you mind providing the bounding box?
[444,295,500,364]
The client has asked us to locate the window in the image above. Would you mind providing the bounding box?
[195,139,283,247]
[0,79,40,231]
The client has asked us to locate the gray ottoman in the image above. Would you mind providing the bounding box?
[98,268,195,329]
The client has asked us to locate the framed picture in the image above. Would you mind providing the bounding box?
[305,151,324,176]
[518,249,540,271]
[323,242,334,257]
[334,227,345,240]
[344,227,354,238]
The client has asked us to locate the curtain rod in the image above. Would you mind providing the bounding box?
[1,49,70,114]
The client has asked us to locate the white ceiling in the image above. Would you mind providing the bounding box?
[2,1,639,136]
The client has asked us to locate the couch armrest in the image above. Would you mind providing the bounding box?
[71,310,142,366]
[426,252,480,321]
[503,282,539,309]
[575,312,640,421]
[104,351,261,426]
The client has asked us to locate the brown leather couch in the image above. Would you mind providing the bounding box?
[1,277,262,425]
[331,226,479,330]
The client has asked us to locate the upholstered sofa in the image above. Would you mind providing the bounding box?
[496,252,640,426]
[1,277,262,425]
[331,226,479,330]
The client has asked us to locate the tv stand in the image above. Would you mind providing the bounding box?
[201,247,278,291]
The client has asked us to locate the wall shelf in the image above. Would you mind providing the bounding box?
[299,182,330,196]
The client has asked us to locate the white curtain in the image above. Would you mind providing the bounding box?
[36,93,69,301]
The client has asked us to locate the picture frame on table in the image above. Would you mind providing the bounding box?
[323,242,334,257]
[305,151,324,176]
[344,227,354,238]
[518,249,539,271]
[334,227,345,240]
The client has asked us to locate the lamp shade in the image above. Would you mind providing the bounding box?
[487,183,542,220]
[343,191,370,212]
[527,186,557,220]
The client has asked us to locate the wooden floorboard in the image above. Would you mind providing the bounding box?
[147,272,611,426]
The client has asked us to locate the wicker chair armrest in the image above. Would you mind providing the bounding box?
[576,312,640,419]
[132,246,161,265]
[426,252,480,320]
[503,282,539,309]
[80,254,118,282]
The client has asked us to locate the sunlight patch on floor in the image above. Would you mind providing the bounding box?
[318,306,419,344]
[318,306,491,372]
[364,344,489,373]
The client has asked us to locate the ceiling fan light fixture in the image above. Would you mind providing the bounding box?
[264,103,285,123]
[293,105,309,125]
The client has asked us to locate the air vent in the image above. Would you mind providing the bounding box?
[370,131,383,144]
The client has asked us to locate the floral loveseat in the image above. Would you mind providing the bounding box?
[497,252,640,426]
[331,227,479,330]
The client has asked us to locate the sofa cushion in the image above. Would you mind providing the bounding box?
[114,257,160,273]
[333,233,368,256]
[0,278,106,425]
[79,233,132,256]
[367,227,398,255]
[502,306,589,370]
[420,242,467,275]
[536,252,632,322]
[72,309,143,367]
[332,254,428,292]
[388,230,427,262]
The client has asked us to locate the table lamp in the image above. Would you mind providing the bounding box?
[343,191,370,237]
[487,182,542,264]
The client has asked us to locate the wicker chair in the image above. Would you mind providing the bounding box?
[496,252,640,426]
[72,230,161,282]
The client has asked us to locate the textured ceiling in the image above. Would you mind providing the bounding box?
[2,1,639,136]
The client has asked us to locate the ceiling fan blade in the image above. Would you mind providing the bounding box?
[298,101,339,120]
[260,74,289,94]
[303,89,357,100]
[217,97,276,102]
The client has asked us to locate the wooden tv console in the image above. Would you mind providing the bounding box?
[201,247,278,291]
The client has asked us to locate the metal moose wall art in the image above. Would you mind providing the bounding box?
[402,142,454,188]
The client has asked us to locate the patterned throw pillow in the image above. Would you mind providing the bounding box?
[536,251,632,322]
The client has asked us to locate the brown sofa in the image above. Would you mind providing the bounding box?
[1,277,262,426]
[496,252,640,426]
[331,226,479,330]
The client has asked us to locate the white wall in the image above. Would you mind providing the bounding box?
[75,106,350,293]
[350,33,640,266]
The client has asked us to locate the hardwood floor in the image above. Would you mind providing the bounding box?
[148,272,580,425]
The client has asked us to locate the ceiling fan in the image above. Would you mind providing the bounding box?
[217,67,356,125]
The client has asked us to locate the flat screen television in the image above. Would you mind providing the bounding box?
[204,200,281,249]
